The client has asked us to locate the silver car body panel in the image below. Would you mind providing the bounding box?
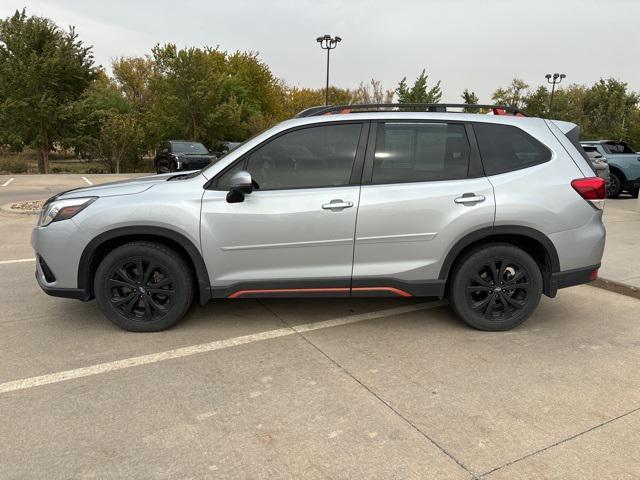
[200,186,360,286]
[353,177,495,281]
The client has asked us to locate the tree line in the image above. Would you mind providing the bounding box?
[1,9,639,173]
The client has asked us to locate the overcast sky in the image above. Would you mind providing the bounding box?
[3,0,639,101]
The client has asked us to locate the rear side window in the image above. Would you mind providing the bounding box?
[474,123,551,175]
[372,122,470,183]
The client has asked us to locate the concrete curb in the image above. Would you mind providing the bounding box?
[590,277,640,300]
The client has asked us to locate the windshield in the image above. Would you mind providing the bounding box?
[172,142,208,155]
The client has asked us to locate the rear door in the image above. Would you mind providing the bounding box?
[200,121,368,298]
[352,120,495,296]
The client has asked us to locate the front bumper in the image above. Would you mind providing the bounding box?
[34,255,91,300]
[31,221,90,298]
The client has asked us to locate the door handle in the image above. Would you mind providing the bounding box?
[454,194,486,205]
[322,199,354,210]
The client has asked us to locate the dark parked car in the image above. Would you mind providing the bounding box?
[154,141,217,173]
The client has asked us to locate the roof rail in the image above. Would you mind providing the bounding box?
[294,103,527,118]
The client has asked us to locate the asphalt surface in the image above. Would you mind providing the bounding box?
[1,175,639,479]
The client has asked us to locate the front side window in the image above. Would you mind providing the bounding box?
[474,123,551,175]
[372,122,470,184]
[244,123,362,190]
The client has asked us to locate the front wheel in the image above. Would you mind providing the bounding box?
[449,243,542,331]
[94,241,194,332]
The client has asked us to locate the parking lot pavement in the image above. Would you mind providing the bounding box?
[2,177,640,478]
[600,197,640,289]
[0,173,146,205]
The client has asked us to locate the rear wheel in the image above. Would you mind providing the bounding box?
[449,243,542,331]
[606,172,622,198]
[94,242,194,332]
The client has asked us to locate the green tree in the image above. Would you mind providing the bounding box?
[523,86,549,117]
[581,78,639,141]
[97,112,145,173]
[69,70,131,158]
[461,89,479,112]
[491,78,529,109]
[144,44,284,149]
[112,56,153,111]
[0,9,95,172]
[396,69,442,103]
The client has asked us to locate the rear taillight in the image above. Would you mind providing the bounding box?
[571,177,606,210]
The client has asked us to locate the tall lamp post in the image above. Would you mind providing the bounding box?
[316,34,341,105]
[545,73,566,114]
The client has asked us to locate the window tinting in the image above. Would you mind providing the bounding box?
[244,123,361,190]
[372,122,470,184]
[474,123,551,175]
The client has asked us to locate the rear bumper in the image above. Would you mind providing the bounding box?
[551,264,600,293]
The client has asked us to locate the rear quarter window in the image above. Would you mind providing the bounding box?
[474,123,551,176]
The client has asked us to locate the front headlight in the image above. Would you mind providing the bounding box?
[38,197,97,227]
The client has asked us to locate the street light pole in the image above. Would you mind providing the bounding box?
[316,34,341,106]
[545,73,566,114]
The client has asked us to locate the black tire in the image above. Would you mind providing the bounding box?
[94,241,194,332]
[449,243,542,331]
[606,172,622,198]
[156,160,169,174]
[630,187,639,199]
[169,161,177,173]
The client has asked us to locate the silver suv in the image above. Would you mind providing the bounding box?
[32,104,606,332]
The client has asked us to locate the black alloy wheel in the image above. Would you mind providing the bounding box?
[466,259,529,320]
[449,243,542,331]
[94,242,193,331]
[108,258,175,322]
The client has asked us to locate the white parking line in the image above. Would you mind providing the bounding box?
[0,301,446,394]
[81,176,93,185]
[1,177,15,187]
[0,258,35,265]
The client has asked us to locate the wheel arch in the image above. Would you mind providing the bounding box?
[608,165,627,182]
[439,226,561,297]
[78,226,211,305]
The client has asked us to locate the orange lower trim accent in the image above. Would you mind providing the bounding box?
[228,287,349,299]
[228,286,412,299]
[351,287,412,297]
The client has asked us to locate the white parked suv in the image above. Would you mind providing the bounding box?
[32,104,606,332]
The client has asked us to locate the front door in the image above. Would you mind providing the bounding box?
[200,122,368,298]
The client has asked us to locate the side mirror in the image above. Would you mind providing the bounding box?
[226,170,253,203]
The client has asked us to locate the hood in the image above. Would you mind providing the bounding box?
[57,173,177,200]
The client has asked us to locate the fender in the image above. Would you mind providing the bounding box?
[438,225,561,296]
[78,226,211,304]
